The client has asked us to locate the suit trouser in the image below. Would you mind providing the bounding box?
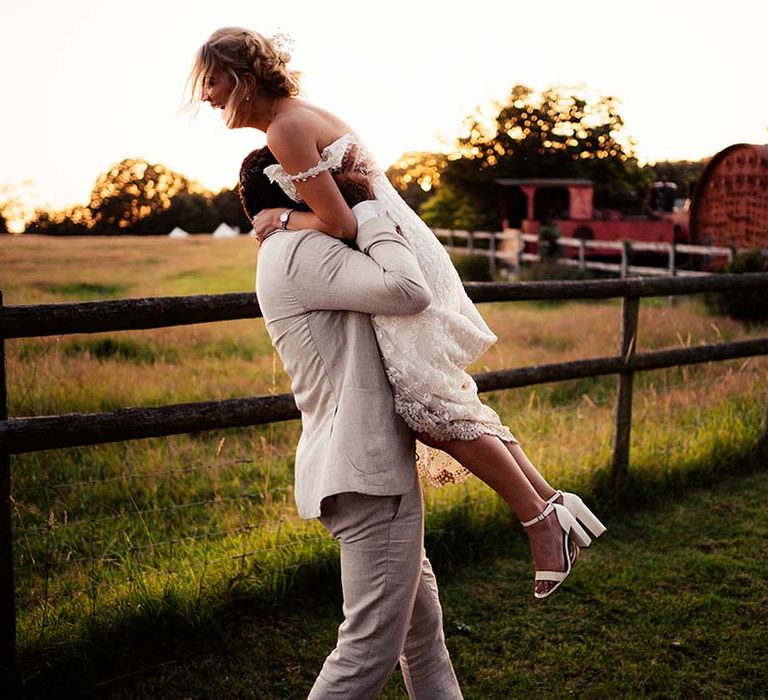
[308,479,463,700]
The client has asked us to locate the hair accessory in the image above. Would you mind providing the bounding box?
[268,30,295,64]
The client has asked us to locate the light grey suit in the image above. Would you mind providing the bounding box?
[256,210,463,699]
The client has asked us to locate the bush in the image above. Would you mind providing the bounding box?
[537,224,561,260]
[517,261,594,282]
[703,250,768,326]
[451,253,493,281]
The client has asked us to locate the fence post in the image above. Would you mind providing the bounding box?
[489,231,497,277]
[578,239,587,271]
[612,294,640,487]
[668,243,676,277]
[0,291,15,685]
[620,241,630,278]
[467,231,474,253]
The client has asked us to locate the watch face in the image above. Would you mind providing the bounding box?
[280,211,289,223]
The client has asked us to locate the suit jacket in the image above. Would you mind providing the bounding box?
[256,210,433,519]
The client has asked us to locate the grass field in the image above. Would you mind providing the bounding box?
[64,468,768,699]
[1,233,767,695]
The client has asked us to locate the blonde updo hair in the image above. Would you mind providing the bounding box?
[187,27,302,128]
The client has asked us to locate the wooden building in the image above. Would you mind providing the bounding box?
[495,178,688,248]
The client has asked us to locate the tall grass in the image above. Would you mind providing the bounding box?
[2,234,766,665]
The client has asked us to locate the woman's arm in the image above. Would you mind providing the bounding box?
[264,119,358,240]
[251,207,346,242]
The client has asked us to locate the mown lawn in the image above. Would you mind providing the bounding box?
[13,465,767,699]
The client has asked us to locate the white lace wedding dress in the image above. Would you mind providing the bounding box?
[264,132,518,486]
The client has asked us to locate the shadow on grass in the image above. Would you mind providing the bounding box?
[11,437,767,697]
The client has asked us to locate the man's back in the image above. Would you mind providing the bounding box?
[256,213,432,519]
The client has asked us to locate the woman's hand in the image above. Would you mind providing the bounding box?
[250,208,282,243]
[335,170,374,207]
[334,144,375,207]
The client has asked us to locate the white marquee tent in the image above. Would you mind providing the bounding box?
[212,223,239,238]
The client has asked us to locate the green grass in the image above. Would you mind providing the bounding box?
[35,282,131,299]
[15,461,768,698]
[60,337,182,364]
[3,234,768,697]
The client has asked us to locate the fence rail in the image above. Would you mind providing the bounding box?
[2,272,768,678]
[437,228,762,278]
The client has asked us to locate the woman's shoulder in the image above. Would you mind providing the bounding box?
[268,101,352,152]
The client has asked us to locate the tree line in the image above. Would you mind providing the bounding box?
[2,160,251,236]
[0,84,707,235]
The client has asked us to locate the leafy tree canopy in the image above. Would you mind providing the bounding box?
[394,84,654,229]
[88,159,196,234]
[385,151,448,212]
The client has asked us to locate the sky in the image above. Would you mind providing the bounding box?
[1,0,767,218]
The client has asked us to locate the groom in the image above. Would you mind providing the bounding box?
[240,147,463,699]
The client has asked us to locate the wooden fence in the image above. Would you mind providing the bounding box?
[2,272,768,677]
[437,229,760,278]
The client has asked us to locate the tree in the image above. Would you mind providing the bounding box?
[26,205,93,236]
[150,191,219,234]
[87,158,196,234]
[420,182,497,231]
[646,158,708,199]
[402,84,650,229]
[212,187,251,232]
[385,151,448,212]
[0,181,36,233]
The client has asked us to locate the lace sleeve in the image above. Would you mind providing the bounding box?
[261,133,375,205]
[289,133,356,182]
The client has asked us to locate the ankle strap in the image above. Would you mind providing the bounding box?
[520,502,555,528]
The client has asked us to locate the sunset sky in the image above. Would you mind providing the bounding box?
[2,0,766,219]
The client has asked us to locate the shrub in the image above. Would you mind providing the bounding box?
[451,253,493,281]
[517,261,594,282]
[538,224,561,259]
[703,249,768,326]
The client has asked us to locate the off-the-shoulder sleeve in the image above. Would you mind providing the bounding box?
[263,163,302,203]
[260,133,358,203]
[289,133,355,182]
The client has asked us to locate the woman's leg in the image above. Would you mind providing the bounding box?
[505,442,558,502]
[417,432,566,596]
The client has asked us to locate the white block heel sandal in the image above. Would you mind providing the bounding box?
[547,490,607,541]
[521,502,591,600]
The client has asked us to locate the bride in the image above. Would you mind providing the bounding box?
[187,26,605,599]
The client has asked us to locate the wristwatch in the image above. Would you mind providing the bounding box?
[279,208,294,230]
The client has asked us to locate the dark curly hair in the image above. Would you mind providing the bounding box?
[238,146,309,220]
